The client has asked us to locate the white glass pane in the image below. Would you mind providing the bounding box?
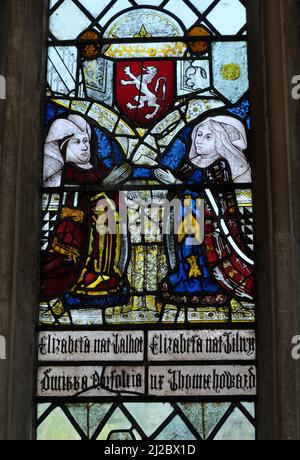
[69,308,103,325]
[77,0,112,17]
[136,0,163,5]
[49,0,60,8]
[50,0,91,40]
[206,0,246,35]
[47,46,77,96]
[192,0,215,14]
[212,41,248,103]
[99,0,133,27]
[177,59,210,96]
[164,0,198,28]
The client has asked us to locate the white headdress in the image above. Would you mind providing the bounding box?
[189,115,251,183]
[43,114,91,187]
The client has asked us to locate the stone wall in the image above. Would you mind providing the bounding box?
[0,0,46,440]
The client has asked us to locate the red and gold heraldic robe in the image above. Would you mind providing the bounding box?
[40,164,130,308]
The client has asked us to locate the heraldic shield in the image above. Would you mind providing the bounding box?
[116,60,175,127]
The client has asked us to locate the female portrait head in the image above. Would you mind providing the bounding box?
[43,114,93,187]
[189,115,251,183]
[63,133,91,166]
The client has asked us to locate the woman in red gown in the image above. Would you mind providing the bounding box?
[41,114,131,307]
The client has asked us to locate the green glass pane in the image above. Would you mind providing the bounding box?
[155,415,196,441]
[213,408,255,441]
[124,403,174,437]
[37,408,81,441]
[66,403,112,438]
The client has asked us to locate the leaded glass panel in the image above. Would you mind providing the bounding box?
[37,0,256,440]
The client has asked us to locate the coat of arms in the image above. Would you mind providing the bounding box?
[116,61,174,126]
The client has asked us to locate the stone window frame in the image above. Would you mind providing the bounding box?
[0,0,300,440]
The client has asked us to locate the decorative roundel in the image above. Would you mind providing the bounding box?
[78,29,102,59]
[187,25,211,55]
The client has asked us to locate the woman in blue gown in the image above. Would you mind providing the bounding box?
[155,115,254,309]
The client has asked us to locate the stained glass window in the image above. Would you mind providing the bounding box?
[37,0,256,440]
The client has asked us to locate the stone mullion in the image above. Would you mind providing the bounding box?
[0,0,47,440]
